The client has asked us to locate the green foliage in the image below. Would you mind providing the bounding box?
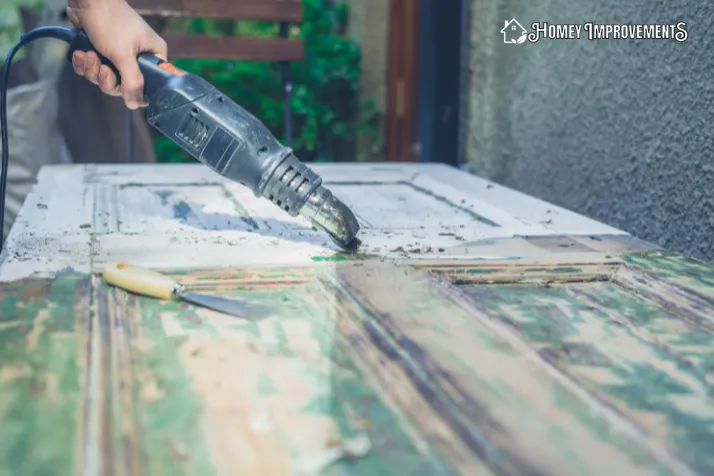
[154,0,382,164]
[0,0,45,59]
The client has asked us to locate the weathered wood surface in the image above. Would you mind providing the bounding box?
[2,163,714,475]
[0,163,623,281]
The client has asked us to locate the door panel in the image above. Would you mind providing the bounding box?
[336,261,682,475]
[116,184,261,234]
[6,164,714,474]
[3,252,714,474]
[329,182,496,229]
[462,281,714,474]
[0,274,91,476]
[424,250,714,475]
[2,163,624,282]
[82,267,459,475]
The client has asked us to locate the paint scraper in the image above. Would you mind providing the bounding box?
[102,262,274,320]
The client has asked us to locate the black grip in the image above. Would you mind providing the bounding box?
[67,30,123,85]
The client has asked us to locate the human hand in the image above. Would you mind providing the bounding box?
[66,0,168,109]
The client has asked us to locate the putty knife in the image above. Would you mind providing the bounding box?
[102,262,274,320]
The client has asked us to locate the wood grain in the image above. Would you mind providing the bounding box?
[336,262,690,475]
[95,267,455,475]
[387,0,421,162]
[165,35,305,62]
[0,274,91,476]
[5,250,714,473]
[129,0,303,22]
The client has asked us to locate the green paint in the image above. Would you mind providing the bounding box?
[312,255,351,262]
[465,268,498,275]
[462,282,714,474]
[341,265,676,475]
[0,275,88,476]
[257,374,279,396]
[527,267,583,274]
[118,279,447,474]
[312,252,379,262]
[122,290,218,476]
[624,250,714,297]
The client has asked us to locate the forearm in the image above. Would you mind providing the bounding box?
[66,0,126,25]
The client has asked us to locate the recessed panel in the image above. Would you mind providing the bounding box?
[460,280,714,473]
[115,184,258,234]
[329,182,497,229]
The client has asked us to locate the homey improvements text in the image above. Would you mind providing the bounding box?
[528,22,688,43]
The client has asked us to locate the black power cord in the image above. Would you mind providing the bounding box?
[0,26,75,253]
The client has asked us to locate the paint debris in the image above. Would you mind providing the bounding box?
[295,433,371,475]
[250,408,272,433]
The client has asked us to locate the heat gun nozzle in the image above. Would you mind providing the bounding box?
[299,186,361,252]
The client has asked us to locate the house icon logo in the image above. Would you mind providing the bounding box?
[501,19,528,44]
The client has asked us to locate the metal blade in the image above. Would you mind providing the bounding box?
[179,292,275,320]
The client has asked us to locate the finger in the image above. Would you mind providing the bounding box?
[71,51,86,76]
[83,51,101,85]
[154,37,168,62]
[114,57,145,110]
[98,65,121,96]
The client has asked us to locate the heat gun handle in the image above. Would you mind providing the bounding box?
[66,29,171,98]
[66,30,122,84]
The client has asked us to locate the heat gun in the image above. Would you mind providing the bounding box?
[0,27,361,252]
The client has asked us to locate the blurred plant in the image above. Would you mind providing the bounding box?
[0,0,44,59]
[154,0,383,164]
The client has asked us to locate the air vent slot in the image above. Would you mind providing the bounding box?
[176,114,209,149]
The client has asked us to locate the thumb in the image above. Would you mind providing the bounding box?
[114,56,145,110]
[153,39,168,63]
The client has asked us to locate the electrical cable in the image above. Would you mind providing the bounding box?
[0,26,75,253]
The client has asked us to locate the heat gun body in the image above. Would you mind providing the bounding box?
[65,32,361,250]
[137,55,322,217]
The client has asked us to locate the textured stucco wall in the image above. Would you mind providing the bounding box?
[466,0,714,262]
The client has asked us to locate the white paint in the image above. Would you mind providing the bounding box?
[294,433,371,476]
[420,163,625,235]
[250,408,272,433]
[0,163,628,281]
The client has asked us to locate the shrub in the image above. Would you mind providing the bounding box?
[154,0,382,164]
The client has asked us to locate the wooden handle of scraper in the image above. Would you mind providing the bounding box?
[102,263,180,301]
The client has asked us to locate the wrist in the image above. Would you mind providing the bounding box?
[67,0,126,28]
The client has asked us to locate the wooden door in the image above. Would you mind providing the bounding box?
[1,163,714,474]
[387,0,421,162]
